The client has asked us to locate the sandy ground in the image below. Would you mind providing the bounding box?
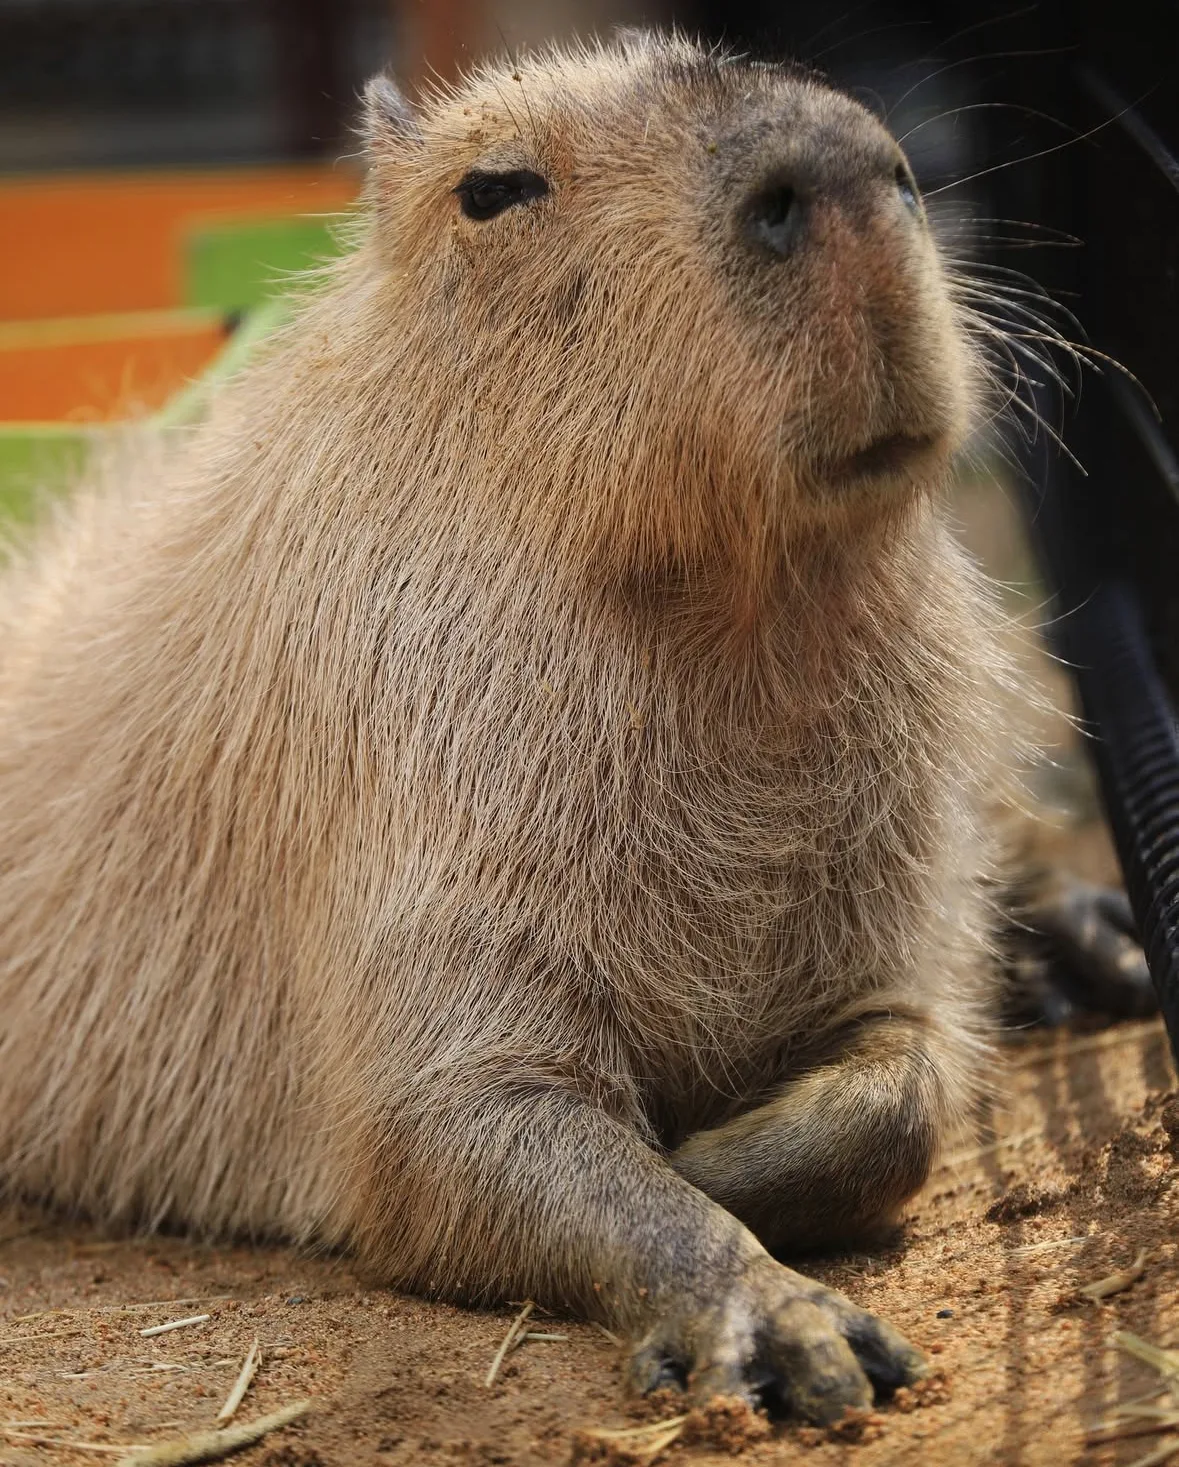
[3,481,1176,1466]
[2,1010,1177,1467]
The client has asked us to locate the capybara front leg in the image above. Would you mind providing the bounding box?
[669,1016,951,1251]
[353,1079,925,1421]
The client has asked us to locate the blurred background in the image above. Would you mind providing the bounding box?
[3,0,1174,411]
[3,1,1175,427]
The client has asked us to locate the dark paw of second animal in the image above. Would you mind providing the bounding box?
[1004,877,1155,1026]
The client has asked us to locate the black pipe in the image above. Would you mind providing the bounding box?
[1065,580,1179,1051]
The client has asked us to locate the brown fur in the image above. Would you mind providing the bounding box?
[0,33,1012,1419]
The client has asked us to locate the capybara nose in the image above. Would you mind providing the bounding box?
[742,133,918,260]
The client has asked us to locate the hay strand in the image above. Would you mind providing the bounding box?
[1114,1331,1179,1383]
[936,1127,1043,1172]
[215,1337,261,1424]
[1009,1234,1091,1258]
[484,1301,534,1388]
[1080,1250,1149,1301]
[3,1430,148,1454]
[571,1417,688,1464]
[1087,1404,1179,1444]
[1125,1438,1179,1467]
[139,1314,210,1338]
[113,1398,311,1466]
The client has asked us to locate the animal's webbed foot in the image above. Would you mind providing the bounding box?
[627,1255,925,1424]
[1005,875,1155,1025]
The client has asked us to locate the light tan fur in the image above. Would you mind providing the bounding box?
[0,33,1013,1419]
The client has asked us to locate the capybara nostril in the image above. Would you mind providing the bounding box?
[895,161,921,215]
[745,180,805,258]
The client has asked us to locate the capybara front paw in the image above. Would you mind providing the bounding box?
[627,1256,925,1424]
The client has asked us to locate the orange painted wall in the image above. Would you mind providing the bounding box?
[1,165,359,322]
[0,312,229,422]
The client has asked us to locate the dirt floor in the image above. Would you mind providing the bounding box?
[2,1008,1177,1467]
[3,483,1177,1467]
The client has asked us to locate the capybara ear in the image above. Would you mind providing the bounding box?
[613,26,657,55]
[362,74,422,153]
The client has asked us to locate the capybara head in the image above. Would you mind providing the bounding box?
[358,31,973,582]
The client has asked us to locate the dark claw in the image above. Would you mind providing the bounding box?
[803,1285,927,1396]
[627,1335,687,1394]
[839,1309,928,1395]
[760,1298,872,1424]
[1092,888,1142,939]
[1006,877,1156,1024]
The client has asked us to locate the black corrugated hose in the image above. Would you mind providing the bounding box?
[1065,580,1179,1053]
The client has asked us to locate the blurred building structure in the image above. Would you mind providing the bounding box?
[0,0,660,172]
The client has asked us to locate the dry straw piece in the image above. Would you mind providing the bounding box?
[10,1297,231,1323]
[0,1326,77,1348]
[484,1300,535,1388]
[3,1431,147,1454]
[215,1337,261,1424]
[570,1416,688,1465]
[1113,1330,1179,1388]
[1084,1331,1179,1464]
[1079,1249,1149,1302]
[1008,1234,1091,1258]
[2,1431,149,1455]
[139,1313,211,1338]
[1087,1404,1179,1445]
[936,1126,1043,1173]
[1016,1021,1161,1066]
[113,1399,311,1466]
[1123,1440,1179,1467]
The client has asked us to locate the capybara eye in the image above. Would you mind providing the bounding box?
[454,169,549,220]
[895,163,920,213]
